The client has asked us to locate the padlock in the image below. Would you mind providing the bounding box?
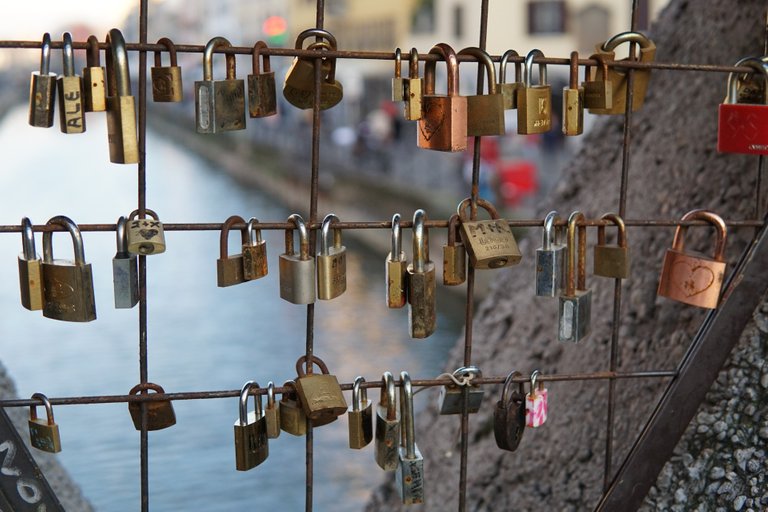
[294,355,348,425]
[593,212,630,279]
[417,43,468,152]
[657,209,728,309]
[499,49,522,110]
[243,217,268,281]
[591,31,656,114]
[57,32,86,134]
[438,366,484,415]
[41,216,96,322]
[396,371,424,505]
[558,211,592,343]
[562,51,584,136]
[457,197,521,269]
[264,381,280,439]
[283,29,342,110]
[128,382,176,431]
[442,213,466,286]
[279,380,307,436]
[535,211,566,298]
[717,57,768,155]
[317,213,347,300]
[28,33,56,128]
[386,213,408,308]
[407,209,437,339]
[458,46,506,136]
[127,209,166,255]
[348,376,373,449]
[105,28,139,164]
[234,381,269,471]
[494,370,526,452]
[82,35,106,112]
[525,370,548,428]
[375,371,400,471]
[735,55,768,104]
[392,48,404,102]
[195,36,246,133]
[583,53,613,111]
[28,393,61,453]
[217,215,248,287]
[151,37,183,102]
[248,41,277,118]
[403,48,423,121]
[18,217,43,311]
[279,214,316,304]
[112,216,139,309]
[517,49,551,134]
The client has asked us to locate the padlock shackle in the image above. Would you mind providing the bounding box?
[129,382,166,396]
[524,49,547,88]
[281,380,299,401]
[457,197,500,221]
[569,51,579,90]
[285,213,310,260]
[86,35,101,67]
[42,215,85,265]
[412,209,429,273]
[601,31,653,52]
[295,354,330,378]
[246,217,263,246]
[106,28,131,97]
[565,211,587,295]
[266,381,276,409]
[352,376,367,412]
[499,49,521,85]
[727,57,768,104]
[61,32,75,77]
[295,28,337,51]
[30,392,55,425]
[453,365,482,388]
[203,36,235,82]
[389,213,402,260]
[21,217,36,260]
[239,380,263,425]
[597,212,627,248]
[39,33,52,75]
[393,48,402,78]
[115,216,129,254]
[529,369,540,399]
[672,209,728,262]
[153,37,178,68]
[252,40,271,75]
[458,47,497,95]
[398,371,416,459]
[220,215,248,259]
[424,43,460,97]
[501,370,524,406]
[128,208,160,222]
[320,213,342,256]
[587,53,610,85]
[542,211,561,251]
[381,371,397,420]
[305,41,337,82]
[447,213,461,246]
[408,48,420,79]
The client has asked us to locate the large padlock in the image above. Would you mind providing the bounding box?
[217,215,248,287]
[195,36,245,133]
[403,48,423,121]
[583,53,613,111]
[127,209,166,255]
[591,31,656,114]
[264,381,280,439]
[243,217,268,281]
[717,57,768,155]
[375,371,400,471]
[494,371,526,452]
[41,216,96,322]
[105,28,139,164]
[57,32,86,134]
[407,209,437,339]
[112,215,139,309]
[517,49,552,134]
[28,33,56,128]
[248,41,277,118]
[28,393,61,453]
[499,49,522,110]
[82,35,106,112]
[558,211,592,343]
[458,46,506,136]
[535,211,566,297]
[438,366,484,415]
[234,381,269,471]
[18,217,43,311]
[417,43,467,152]
[442,213,466,286]
[593,212,630,279]
[317,213,347,300]
[562,51,584,136]
[386,213,408,308]
[657,209,728,309]
[391,48,404,102]
[279,213,316,304]
[348,376,373,449]
[151,37,183,102]
[525,370,548,428]
[294,355,348,425]
[396,371,424,505]
[283,29,342,110]
[457,197,521,269]
[279,380,307,436]
[128,382,176,431]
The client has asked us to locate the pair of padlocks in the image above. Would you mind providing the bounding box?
[282,29,344,111]
[717,56,768,155]
[494,369,549,453]
[216,216,268,287]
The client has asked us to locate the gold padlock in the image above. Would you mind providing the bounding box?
[28,393,61,453]
[517,49,551,134]
[243,217,268,281]
[392,48,404,102]
[458,46,506,137]
[18,217,43,311]
[583,53,613,111]
[442,213,466,286]
[127,209,166,255]
[283,29,342,110]
[28,33,57,128]
[457,198,521,269]
[317,213,347,300]
[403,48,423,121]
[385,213,408,308]
[562,51,584,136]
[128,382,176,431]
[499,49,522,110]
[105,28,139,164]
[591,31,656,114]
[217,215,248,287]
[82,35,106,112]
[294,355,347,426]
[151,37,183,102]
[279,380,307,436]
[57,32,86,134]
[593,213,630,279]
[248,41,277,118]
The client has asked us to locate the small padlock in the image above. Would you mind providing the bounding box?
[348,376,373,449]
[392,48,404,102]
[151,37,183,102]
[217,215,248,287]
[28,33,56,128]
[591,31,656,114]
[195,36,246,133]
[234,381,269,471]
[517,49,552,134]
[593,212,630,279]
[558,211,592,343]
[583,53,613,111]
[317,214,347,300]
[82,35,106,112]
[525,370,548,428]
[386,213,408,308]
[279,380,307,436]
[458,46,506,136]
[657,209,728,309]
[41,216,96,322]
[375,371,400,471]
[396,371,424,505]
[279,214,316,304]
[535,211,566,297]
[105,28,139,164]
[283,29,342,110]
[248,41,277,118]
[438,366,484,415]
[407,209,437,339]
[499,49,522,110]
[717,58,768,155]
[112,216,139,309]
[442,213,466,286]
[18,217,43,311]
[403,48,423,121]
[128,382,176,431]
[243,217,268,281]
[28,393,61,453]
[57,32,86,134]
[264,381,280,439]
[127,209,166,255]
[294,355,348,425]
[562,51,584,136]
[494,370,526,452]
[457,197,521,269]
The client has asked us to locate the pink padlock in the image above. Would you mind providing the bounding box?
[525,370,548,428]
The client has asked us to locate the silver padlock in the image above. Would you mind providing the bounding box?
[112,216,139,309]
[535,211,566,297]
[18,217,43,311]
[437,366,484,415]
[558,211,592,343]
[127,209,166,255]
[279,214,315,304]
[396,371,424,505]
[195,36,245,134]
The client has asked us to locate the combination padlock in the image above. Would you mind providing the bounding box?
[248,41,277,118]
[18,217,43,311]
[234,381,269,471]
[28,393,61,453]
[151,37,183,102]
[195,36,245,133]
[558,211,592,343]
[105,28,139,163]
[317,213,347,300]
[458,46,505,136]
[279,214,315,304]
[57,32,86,134]
[127,209,166,255]
[457,197,521,269]
[28,33,56,128]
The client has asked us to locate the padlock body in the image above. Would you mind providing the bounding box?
[279,398,307,436]
[42,260,96,322]
[242,242,268,281]
[18,256,44,311]
[347,400,373,449]
[437,385,483,414]
[657,249,725,309]
[396,446,424,505]
[151,66,183,102]
[28,72,57,127]
[392,76,404,102]
[517,85,551,134]
[535,244,565,297]
[265,404,280,439]
[526,388,548,428]
[417,95,468,152]
[234,412,269,471]
[127,219,166,255]
[195,79,246,133]
[493,396,525,452]
[558,289,592,343]
[584,78,613,110]
[466,93,506,136]
[403,78,423,120]
[500,82,522,110]
[217,254,246,287]
[28,419,61,453]
[279,254,316,304]
[717,103,768,155]
[460,219,521,269]
[128,399,177,431]
[562,86,584,136]
[248,72,277,117]
[283,58,331,108]
[317,246,347,300]
[82,66,107,112]
[386,254,408,308]
[375,405,400,470]
[106,94,139,163]
[295,374,348,422]
[442,243,466,286]
[594,245,630,279]
[407,262,437,339]
[57,75,86,134]
[112,253,139,309]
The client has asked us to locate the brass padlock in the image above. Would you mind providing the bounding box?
[57,32,86,134]
[593,213,630,279]
[248,41,277,118]
[386,213,408,308]
[657,210,727,309]
[591,31,656,114]
[535,211,566,297]
[112,216,139,309]
[264,381,280,439]
[41,216,96,322]
[28,393,61,453]
[458,46,506,136]
[348,376,373,449]
[583,53,613,111]
[375,371,400,471]
[279,214,316,304]
[517,49,552,134]
[128,383,176,431]
[317,213,347,300]
[28,33,56,128]
[217,215,248,287]
[437,366,484,415]
[392,48,404,102]
[18,217,43,311]
[105,28,138,164]
[457,197,521,269]
[294,355,348,425]
[151,38,183,102]
[127,209,166,255]
[442,213,466,286]
[499,49,522,110]
[234,381,269,471]
[396,371,424,505]
[279,380,307,436]
[494,370,526,452]
[558,211,592,343]
[417,43,467,152]
[407,209,437,339]
[82,35,106,112]
[243,217,268,281]
[283,29,335,103]
[403,48,423,121]
[195,36,246,133]
[562,51,584,136]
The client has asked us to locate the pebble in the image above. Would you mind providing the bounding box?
[734,495,747,511]
[675,488,687,503]
[714,420,728,433]
[747,459,760,473]
[710,467,725,479]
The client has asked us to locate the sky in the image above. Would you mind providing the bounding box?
[3,1,136,40]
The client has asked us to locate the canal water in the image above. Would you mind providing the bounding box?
[0,105,463,511]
